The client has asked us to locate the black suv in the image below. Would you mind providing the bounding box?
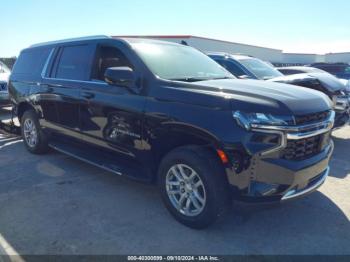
[9,36,335,228]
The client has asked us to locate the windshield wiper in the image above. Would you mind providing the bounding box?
[170,77,210,82]
[170,76,233,82]
[210,76,234,80]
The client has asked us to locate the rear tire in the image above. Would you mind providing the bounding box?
[21,110,49,154]
[158,146,231,229]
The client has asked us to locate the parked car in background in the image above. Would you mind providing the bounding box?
[310,63,350,80]
[9,36,335,228]
[278,66,350,92]
[208,53,349,129]
[277,66,328,75]
[0,61,11,107]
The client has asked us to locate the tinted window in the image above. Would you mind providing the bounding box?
[91,46,134,81]
[239,58,283,80]
[279,69,303,75]
[218,60,247,77]
[54,45,92,80]
[315,65,350,74]
[13,48,51,77]
[320,66,341,73]
[0,61,10,73]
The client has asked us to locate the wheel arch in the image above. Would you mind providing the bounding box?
[149,123,226,181]
[16,102,36,122]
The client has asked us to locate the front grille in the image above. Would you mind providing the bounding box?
[294,111,330,126]
[281,133,330,161]
[0,82,7,91]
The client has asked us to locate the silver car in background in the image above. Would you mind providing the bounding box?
[0,61,11,106]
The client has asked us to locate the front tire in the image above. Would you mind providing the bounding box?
[21,110,49,154]
[158,146,231,229]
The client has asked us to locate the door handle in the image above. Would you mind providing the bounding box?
[81,91,95,99]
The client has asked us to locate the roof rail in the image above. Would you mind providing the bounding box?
[30,35,111,48]
[207,52,255,58]
[231,53,255,57]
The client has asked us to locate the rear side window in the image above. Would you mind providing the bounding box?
[53,45,93,81]
[13,48,51,77]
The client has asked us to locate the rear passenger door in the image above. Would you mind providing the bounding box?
[44,44,95,139]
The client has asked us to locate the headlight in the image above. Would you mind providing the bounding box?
[233,111,292,130]
[333,95,350,111]
[346,81,350,92]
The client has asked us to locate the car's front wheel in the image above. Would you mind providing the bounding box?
[21,110,49,154]
[158,146,231,229]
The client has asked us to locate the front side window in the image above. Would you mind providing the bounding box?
[238,58,283,80]
[91,46,134,81]
[54,45,92,80]
[131,42,233,81]
[0,62,10,73]
[219,60,248,78]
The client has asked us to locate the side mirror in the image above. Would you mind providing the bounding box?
[104,67,135,87]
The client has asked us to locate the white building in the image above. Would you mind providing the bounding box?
[115,35,350,65]
[325,52,350,63]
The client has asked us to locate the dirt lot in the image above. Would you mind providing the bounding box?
[0,108,349,255]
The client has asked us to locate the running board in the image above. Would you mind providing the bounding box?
[49,140,152,183]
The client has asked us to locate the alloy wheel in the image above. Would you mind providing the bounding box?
[23,119,38,148]
[166,164,206,217]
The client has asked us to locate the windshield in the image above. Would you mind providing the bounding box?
[131,42,234,81]
[0,61,10,73]
[239,58,283,80]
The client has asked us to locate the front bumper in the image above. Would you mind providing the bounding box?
[281,167,329,201]
[227,142,333,202]
[333,110,350,129]
[333,95,350,129]
[225,111,335,202]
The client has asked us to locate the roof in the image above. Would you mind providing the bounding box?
[29,35,185,49]
[30,35,111,48]
[112,35,283,52]
[207,52,254,60]
[116,37,184,46]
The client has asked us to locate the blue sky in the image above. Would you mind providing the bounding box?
[1,0,350,57]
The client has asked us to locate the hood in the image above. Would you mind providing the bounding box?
[184,79,332,115]
[268,73,345,95]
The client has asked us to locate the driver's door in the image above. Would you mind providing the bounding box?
[79,44,146,160]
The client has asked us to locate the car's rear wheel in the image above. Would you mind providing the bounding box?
[158,146,231,229]
[21,110,49,154]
